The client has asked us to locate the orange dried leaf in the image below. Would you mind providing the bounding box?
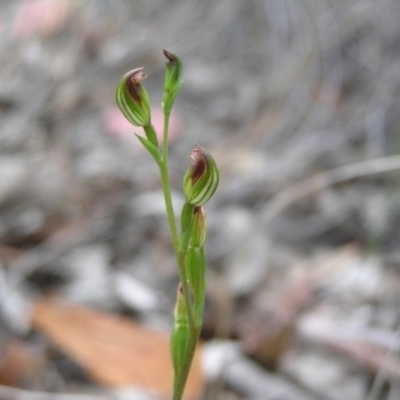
[0,340,39,387]
[31,298,203,399]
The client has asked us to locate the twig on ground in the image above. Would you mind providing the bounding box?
[260,155,400,227]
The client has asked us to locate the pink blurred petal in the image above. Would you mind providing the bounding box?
[103,107,142,152]
[150,107,181,144]
[12,0,73,40]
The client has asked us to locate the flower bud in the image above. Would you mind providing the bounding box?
[170,284,189,379]
[163,49,183,97]
[191,206,207,248]
[163,49,183,113]
[183,146,219,206]
[115,67,151,127]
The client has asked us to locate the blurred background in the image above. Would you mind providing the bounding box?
[1,0,400,399]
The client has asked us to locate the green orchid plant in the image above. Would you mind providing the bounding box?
[115,49,219,400]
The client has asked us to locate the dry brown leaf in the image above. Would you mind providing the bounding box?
[31,298,203,399]
[0,340,40,387]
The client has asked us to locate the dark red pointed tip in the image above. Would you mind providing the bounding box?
[193,205,202,215]
[163,49,176,65]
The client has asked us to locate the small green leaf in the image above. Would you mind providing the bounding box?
[135,134,161,163]
[186,246,206,324]
[143,124,159,148]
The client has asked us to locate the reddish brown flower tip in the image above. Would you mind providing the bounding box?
[193,205,203,216]
[163,48,176,65]
[189,146,208,184]
[178,282,183,295]
[125,67,147,105]
[191,206,207,247]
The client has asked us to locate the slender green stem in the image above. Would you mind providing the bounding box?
[158,112,200,400]
[145,117,177,256]
[160,115,191,298]
[159,154,195,332]
[162,112,171,169]
[158,129,179,253]
[157,115,195,328]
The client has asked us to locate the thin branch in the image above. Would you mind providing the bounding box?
[260,154,400,227]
